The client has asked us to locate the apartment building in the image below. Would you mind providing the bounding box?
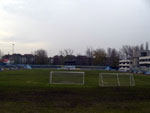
[119,50,150,71]
[119,60,132,71]
[139,56,150,67]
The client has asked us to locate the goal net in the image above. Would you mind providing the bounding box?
[99,73,135,86]
[50,71,85,85]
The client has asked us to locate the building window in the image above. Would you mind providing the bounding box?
[141,52,147,57]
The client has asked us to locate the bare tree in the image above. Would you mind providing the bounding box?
[86,47,94,65]
[134,45,140,51]
[59,49,74,56]
[146,42,149,50]
[86,47,94,58]
[107,48,112,58]
[120,45,136,59]
[0,50,4,59]
[120,44,143,59]
[59,49,74,65]
[140,44,144,50]
[59,50,65,56]
[118,49,126,60]
[34,49,48,64]
[93,48,107,65]
[107,48,119,68]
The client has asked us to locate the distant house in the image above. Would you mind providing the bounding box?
[76,55,89,65]
[50,55,89,65]
[2,54,35,64]
[0,59,11,64]
[3,54,22,64]
[23,54,34,64]
[64,55,76,65]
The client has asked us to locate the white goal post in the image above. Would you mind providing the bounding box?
[50,71,85,85]
[99,73,135,87]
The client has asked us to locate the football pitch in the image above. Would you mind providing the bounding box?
[0,69,150,113]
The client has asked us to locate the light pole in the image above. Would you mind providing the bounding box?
[12,44,15,54]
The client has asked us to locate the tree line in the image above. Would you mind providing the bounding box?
[32,42,149,68]
[1,42,149,68]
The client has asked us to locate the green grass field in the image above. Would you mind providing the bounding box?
[0,69,150,113]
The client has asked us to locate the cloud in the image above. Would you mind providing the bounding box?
[0,0,150,56]
[0,31,12,37]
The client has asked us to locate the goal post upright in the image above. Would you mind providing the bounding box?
[130,73,132,86]
[132,74,135,86]
[50,71,53,84]
[130,74,135,86]
[83,72,85,85]
[117,73,120,86]
[99,73,104,86]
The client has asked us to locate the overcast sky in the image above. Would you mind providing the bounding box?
[0,0,150,56]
